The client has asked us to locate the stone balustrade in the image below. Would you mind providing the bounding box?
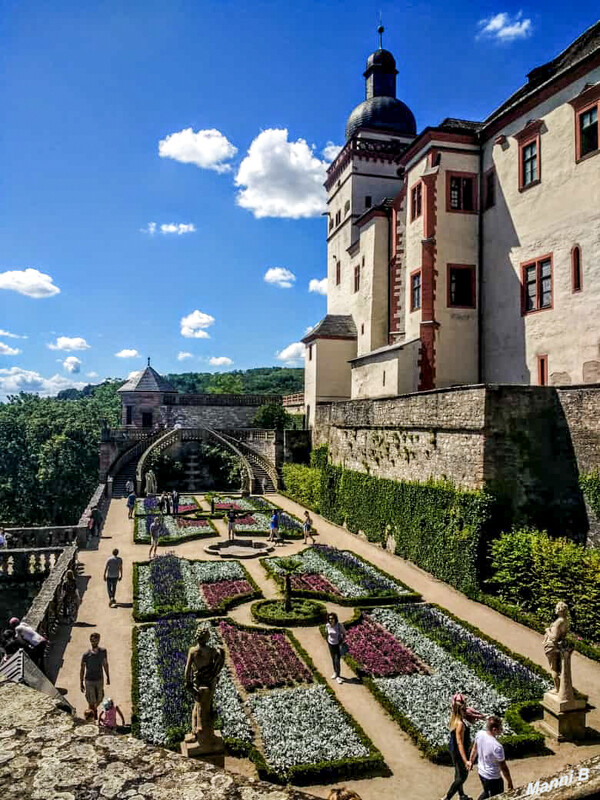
[23,543,78,640]
[2,526,78,549]
[0,548,63,580]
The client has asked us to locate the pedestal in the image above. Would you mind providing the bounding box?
[180,731,225,767]
[540,691,588,741]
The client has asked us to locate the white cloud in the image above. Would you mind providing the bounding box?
[322,141,343,162]
[0,268,60,298]
[308,278,328,296]
[159,128,238,173]
[142,222,196,235]
[180,309,215,339]
[0,367,85,396]
[235,128,328,219]
[477,12,532,41]
[0,342,21,356]
[86,371,99,378]
[127,370,142,380]
[115,349,140,358]
[62,356,81,374]
[177,351,194,361]
[0,329,27,339]
[209,356,233,367]
[47,336,90,352]
[304,324,315,335]
[276,341,306,365]
[264,267,296,289]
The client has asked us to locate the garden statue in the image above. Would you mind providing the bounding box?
[543,601,573,698]
[182,625,225,754]
[144,469,157,496]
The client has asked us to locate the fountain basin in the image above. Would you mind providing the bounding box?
[204,539,274,559]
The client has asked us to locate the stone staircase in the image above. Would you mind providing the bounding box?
[112,461,137,497]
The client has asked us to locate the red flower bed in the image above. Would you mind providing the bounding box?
[219,621,312,691]
[291,573,341,596]
[233,515,257,525]
[176,517,210,529]
[177,504,197,513]
[215,502,242,510]
[345,614,425,677]
[201,579,254,610]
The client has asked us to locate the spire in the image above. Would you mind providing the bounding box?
[378,21,384,49]
[147,356,151,367]
[364,31,398,101]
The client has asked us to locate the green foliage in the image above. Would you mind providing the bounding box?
[165,367,304,395]
[251,598,327,627]
[0,384,121,526]
[252,403,294,430]
[488,528,600,643]
[579,469,600,517]
[281,463,322,510]
[206,373,244,394]
[310,445,329,470]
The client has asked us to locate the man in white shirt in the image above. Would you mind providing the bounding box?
[469,716,513,799]
[9,617,47,672]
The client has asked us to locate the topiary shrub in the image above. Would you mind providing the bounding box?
[251,599,327,627]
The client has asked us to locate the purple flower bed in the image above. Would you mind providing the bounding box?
[291,573,341,595]
[149,555,187,613]
[202,579,254,611]
[312,544,398,595]
[219,621,312,692]
[345,614,425,677]
[144,497,159,512]
[155,615,196,730]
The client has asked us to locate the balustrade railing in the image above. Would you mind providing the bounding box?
[0,547,64,580]
[23,543,78,641]
[282,393,305,406]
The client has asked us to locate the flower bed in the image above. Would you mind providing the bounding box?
[212,495,304,539]
[263,545,420,605]
[251,598,327,627]
[132,615,384,783]
[134,509,217,545]
[334,605,549,762]
[133,556,261,621]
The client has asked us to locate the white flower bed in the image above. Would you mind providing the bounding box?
[180,560,207,611]
[136,566,157,617]
[248,684,369,772]
[189,560,246,583]
[270,549,364,598]
[137,627,168,745]
[370,607,511,747]
[235,511,272,533]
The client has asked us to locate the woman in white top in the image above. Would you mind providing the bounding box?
[325,612,346,684]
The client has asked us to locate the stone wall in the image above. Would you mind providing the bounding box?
[313,384,600,539]
[161,405,260,429]
[0,678,315,800]
[497,754,599,799]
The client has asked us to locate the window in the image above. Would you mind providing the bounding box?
[329,216,334,231]
[365,195,372,209]
[572,246,582,293]
[521,138,539,188]
[537,355,548,386]
[360,323,365,335]
[410,182,422,220]
[448,265,476,308]
[335,210,341,226]
[344,200,350,216]
[447,173,476,212]
[141,411,153,428]
[579,105,598,158]
[484,168,496,210]
[126,405,133,425]
[522,255,553,314]
[354,264,360,292]
[335,260,341,286]
[410,270,422,311]
[382,370,386,387]
[308,345,313,361]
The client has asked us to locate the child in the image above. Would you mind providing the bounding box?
[98,697,125,734]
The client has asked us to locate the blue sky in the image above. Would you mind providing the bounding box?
[1,1,598,395]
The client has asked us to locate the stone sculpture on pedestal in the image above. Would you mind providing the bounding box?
[144,469,157,496]
[540,602,588,741]
[180,625,225,764]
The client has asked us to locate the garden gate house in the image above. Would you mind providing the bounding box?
[303,21,600,419]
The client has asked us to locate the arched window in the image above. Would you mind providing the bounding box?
[571,246,582,292]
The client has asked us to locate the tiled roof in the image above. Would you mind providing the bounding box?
[117,366,177,393]
[438,118,482,132]
[302,315,357,343]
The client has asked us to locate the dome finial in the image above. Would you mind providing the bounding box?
[377,14,384,49]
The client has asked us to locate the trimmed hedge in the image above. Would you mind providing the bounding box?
[251,598,327,627]
[487,528,600,644]
[282,457,492,594]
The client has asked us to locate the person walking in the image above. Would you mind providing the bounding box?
[469,716,513,799]
[62,569,81,623]
[125,479,134,495]
[149,516,161,559]
[165,492,172,515]
[0,527,7,548]
[90,505,103,538]
[441,694,474,800]
[80,632,110,718]
[227,509,236,541]
[103,548,123,607]
[126,491,136,520]
[269,510,281,545]
[326,612,346,684]
[8,617,48,672]
[171,489,179,515]
[303,510,316,545]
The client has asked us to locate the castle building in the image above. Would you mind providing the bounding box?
[303,22,600,426]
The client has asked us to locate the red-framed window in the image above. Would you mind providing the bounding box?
[483,167,496,210]
[410,182,422,221]
[335,260,341,286]
[578,104,598,160]
[410,270,422,311]
[521,254,553,314]
[447,264,476,308]
[537,355,548,386]
[571,246,582,293]
[519,135,540,190]
[446,172,477,213]
[354,264,360,293]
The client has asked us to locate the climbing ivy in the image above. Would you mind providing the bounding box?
[579,469,600,517]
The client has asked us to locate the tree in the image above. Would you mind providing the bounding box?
[207,374,244,394]
[252,403,293,430]
[277,558,301,612]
